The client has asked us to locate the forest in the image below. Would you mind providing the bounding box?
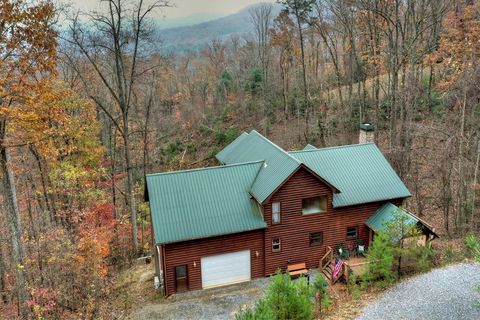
[0,0,479,318]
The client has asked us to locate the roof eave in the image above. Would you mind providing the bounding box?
[332,194,411,208]
[155,224,267,245]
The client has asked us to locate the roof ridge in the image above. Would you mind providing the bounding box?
[290,142,377,154]
[146,160,264,177]
[250,129,301,164]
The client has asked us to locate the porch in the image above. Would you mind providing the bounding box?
[319,246,368,284]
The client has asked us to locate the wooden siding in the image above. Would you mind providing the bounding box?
[163,229,265,295]
[263,166,403,275]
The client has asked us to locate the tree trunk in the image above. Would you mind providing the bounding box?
[295,8,309,139]
[0,146,27,318]
[123,122,138,255]
[473,140,480,231]
[0,238,7,304]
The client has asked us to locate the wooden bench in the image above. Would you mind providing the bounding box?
[287,262,308,277]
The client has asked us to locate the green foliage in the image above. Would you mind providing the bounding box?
[361,232,396,289]
[442,245,457,265]
[347,274,361,300]
[383,209,417,243]
[217,68,233,98]
[428,89,444,117]
[215,127,239,145]
[313,274,331,308]
[464,234,480,260]
[167,140,184,156]
[405,241,436,273]
[246,68,263,95]
[236,270,313,320]
[278,0,315,22]
[383,210,436,274]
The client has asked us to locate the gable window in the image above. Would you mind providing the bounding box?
[309,232,323,246]
[347,226,359,239]
[272,202,281,224]
[302,196,327,215]
[272,238,281,252]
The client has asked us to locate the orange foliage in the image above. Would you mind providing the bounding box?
[430,4,480,90]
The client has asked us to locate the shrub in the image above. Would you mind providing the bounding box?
[347,274,361,300]
[464,234,480,259]
[442,245,456,265]
[235,270,313,320]
[313,274,331,310]
[406,242,436,273]
[361,232,396,288]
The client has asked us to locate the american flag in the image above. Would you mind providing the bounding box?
[332,258,344,279]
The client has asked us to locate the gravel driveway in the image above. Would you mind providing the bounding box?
[128,277,270,320]
[357,263,480,320]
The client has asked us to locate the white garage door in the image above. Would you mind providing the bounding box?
[201,250,251,289]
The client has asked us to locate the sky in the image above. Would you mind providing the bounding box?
[69,0,276,19]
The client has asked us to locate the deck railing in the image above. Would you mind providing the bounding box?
[319,246,333,273]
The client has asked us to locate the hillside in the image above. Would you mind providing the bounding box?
[157,3,282,54]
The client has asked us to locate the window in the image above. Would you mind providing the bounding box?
[272,238,281,252]
[346,226,359,239]
[309,232,323,246]
[272,202,281,224]
[302,196,327,215]
[175,265,187,278]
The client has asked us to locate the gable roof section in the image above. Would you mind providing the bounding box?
[303,144,318,151]
[366,203,418,233]
[216,130,338,203]
[216,131,250,164]
[291,144,411,207]
[146,161,267,244]
[366,203,438,238]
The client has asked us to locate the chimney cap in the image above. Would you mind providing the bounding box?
[360,122,374,132]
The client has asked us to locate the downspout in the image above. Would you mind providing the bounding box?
[162,245,167,296]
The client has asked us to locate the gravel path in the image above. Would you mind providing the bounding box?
[357,263,480,320]
[128,277,270,320]
[128,271,322,320]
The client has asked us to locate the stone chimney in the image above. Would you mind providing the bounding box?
[359,123,374,144]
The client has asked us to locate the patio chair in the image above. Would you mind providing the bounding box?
[357,239,366,256]
[335,243,349,260]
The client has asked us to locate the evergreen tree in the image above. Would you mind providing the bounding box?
[236,270,313,320]
[362,232,396,288]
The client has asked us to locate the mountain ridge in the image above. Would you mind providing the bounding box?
[157,2,283,54]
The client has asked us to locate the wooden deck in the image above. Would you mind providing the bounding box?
[344,256,368,278]
[319,247,369,284]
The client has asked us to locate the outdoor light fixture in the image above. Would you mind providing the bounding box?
[193,261,197,267]
[255,251,259,257]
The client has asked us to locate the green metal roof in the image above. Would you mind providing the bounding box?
[303,144,318,151]
[216,132,250,163]
[366,203,418,233]
[291,144,411,207]
[146,161,267,244]
[216,130,305,204]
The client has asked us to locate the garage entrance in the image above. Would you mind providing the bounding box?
[200,250,251,289]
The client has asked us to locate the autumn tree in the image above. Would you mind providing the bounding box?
[0,1,58,317]
[271,11,296,118]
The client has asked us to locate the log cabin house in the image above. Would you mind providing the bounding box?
[145,127,437,295]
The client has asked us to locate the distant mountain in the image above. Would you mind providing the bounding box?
[154,13,224,30]
[157,3,283,54]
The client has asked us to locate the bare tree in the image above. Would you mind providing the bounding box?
[249,3,274,91]
[279,0,315,139]
[63,0,171,255]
